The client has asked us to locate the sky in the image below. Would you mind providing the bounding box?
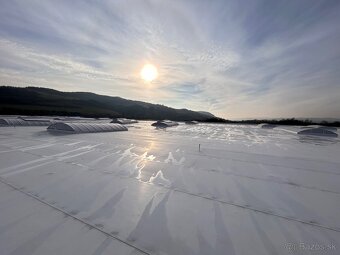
[1,0,340,119]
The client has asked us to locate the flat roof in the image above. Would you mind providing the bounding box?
[0,122,340,254]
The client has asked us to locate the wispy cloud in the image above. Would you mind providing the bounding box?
[1,0,340,118]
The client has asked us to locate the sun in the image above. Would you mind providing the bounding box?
[140,64,158,82]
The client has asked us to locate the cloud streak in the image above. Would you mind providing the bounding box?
[1,0,340,118]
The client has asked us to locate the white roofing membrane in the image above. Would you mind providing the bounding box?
[0,122,340,254]
[47,122,128,133]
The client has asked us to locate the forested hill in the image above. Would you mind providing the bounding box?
[0,86,216,121]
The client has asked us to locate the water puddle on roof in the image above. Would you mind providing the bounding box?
[149,170,171,187]
[109,146,157,181]
[164,152,185,165]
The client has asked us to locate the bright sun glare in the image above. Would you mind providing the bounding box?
[140,64,158,82]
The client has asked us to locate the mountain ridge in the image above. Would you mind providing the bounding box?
[0,86,217,121]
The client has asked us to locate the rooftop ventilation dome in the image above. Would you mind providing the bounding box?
[185,121,199,125]
[151,120,179,128]
[300,125,337,132]
[258,123,277,129]
[111,118,138,124]
[18,117,51,122]
[298,128,338,137]
[47,122,128,133]
[53,117,109,121]
[0,118,52,126]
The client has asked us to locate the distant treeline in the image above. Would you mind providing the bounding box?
[0,86,215,121]
[1,86,339,127]
[203,117,340,127]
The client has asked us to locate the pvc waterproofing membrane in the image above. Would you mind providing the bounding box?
[47,122,128,133]
[1,122,340,255]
